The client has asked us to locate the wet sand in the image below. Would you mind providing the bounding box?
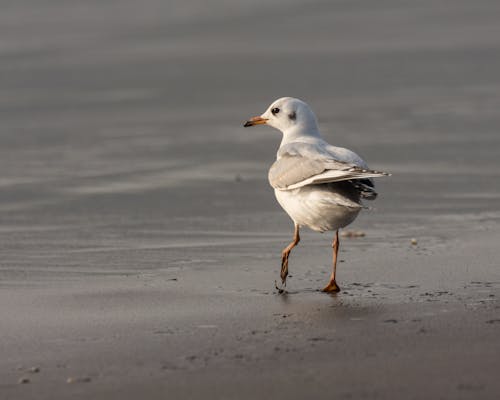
[1,0,500,399]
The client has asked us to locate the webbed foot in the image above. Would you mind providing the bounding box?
[321,280,341,293]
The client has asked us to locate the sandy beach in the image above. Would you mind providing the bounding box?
[1,0,500,398]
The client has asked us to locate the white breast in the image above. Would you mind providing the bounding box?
[274,186,361,232]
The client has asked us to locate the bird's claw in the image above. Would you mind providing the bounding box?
[321,280,341,293]
[275,280,287,294]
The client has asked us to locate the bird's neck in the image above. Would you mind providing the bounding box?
[279,125,322,148]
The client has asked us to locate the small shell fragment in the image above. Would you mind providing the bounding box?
[341,230,366,238]
[67,376,91,384]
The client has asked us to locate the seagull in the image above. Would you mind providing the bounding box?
[243,97,390,293]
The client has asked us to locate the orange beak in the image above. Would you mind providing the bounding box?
[243,116,268,127]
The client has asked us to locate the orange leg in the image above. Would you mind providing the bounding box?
[322,230,341,293]
[280,223,300,285]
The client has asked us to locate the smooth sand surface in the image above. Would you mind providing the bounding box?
[1,0,500,399]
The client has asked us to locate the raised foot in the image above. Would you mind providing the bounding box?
[275,280,287,294]
[322,281,341,293]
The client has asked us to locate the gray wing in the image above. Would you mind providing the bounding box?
[268,156,323,189]
[269,143,390,190]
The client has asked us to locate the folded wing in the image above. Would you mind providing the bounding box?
[269,143,390,191]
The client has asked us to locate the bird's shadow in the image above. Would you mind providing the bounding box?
[273,284,383,320]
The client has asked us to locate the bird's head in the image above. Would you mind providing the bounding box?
[244,97,319,134]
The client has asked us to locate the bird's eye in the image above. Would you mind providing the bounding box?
[271,107,280,115]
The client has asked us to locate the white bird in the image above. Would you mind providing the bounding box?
[244,97,390,293]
